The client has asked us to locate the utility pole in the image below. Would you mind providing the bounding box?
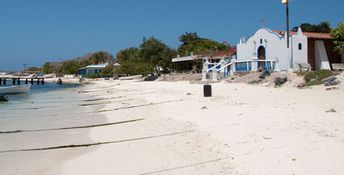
[282,0,290,48]
[23,64,27,73]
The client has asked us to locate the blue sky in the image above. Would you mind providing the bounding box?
[0,0,343,71]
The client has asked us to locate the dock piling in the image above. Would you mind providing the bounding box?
[2,78,45,86]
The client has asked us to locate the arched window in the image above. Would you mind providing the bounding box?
[260,39,263,44]
[298,43,302,50]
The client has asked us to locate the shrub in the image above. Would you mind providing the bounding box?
[100,65,115,77]
[113,62,154,76]
[303,70,336,86]
[83,74,101,79]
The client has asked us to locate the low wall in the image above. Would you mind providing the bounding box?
[159,73,202,82]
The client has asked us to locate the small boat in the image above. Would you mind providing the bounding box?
[0,84,31,94]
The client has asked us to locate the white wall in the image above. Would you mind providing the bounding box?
[291,30,308,69]
[237,28,290,71]
[315,40,331,70]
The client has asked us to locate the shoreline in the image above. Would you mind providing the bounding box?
[1,73,344,174]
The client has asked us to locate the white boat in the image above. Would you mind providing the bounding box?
[0,84,31,94]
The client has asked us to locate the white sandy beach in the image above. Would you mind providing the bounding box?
[46,73,344,175]
[1,73,344,175]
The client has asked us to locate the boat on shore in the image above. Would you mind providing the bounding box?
[0,84,31,94]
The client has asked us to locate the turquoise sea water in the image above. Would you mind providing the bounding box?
[0,82,89,137]
[0,83,106,130]
[0,83,107,175]
[0,83,79,106]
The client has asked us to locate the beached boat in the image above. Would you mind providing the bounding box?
[0,84,31,94]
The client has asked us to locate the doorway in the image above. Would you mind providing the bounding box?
[257,46,266,71]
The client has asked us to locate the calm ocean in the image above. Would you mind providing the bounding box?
[0,83,107,175]
[0,83,79,106]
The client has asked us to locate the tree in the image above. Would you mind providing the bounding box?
[88,51,114,65]
[318,21,331,33]
[177,32,229,56]
[292,21,331,33]
[114,37,176,75]
[100,65,115,77]
[79,59,90,67]
[139,37,177,74]
[42,62,55,74]
[113,62,153,76]
[57,61,81,75]
[116,47,152,75]
[330,23,344,54]
[116,47,140,63]
[179,32,201,45]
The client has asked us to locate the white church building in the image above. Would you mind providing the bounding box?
[201,27,343,81]
[236,27,343,71]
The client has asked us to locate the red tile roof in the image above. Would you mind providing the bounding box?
[302,32,332,39]
[207,50,234,59]
[273,30,332,39]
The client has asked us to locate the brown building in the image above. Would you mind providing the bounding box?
[275,30,343,70]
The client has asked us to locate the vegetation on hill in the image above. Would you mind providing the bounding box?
[115,37,176,76]
[57,61,81,75]
[42,62,55,74]
[42,51,114,75]
[40,32,233,77]
[292,21,331,33]
[26,67,41,72]
[177,32,230,56]
[114,33,231,76]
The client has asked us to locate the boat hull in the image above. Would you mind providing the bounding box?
[0,85,31,94]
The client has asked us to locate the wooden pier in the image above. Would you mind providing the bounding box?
[0,78,45,86]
